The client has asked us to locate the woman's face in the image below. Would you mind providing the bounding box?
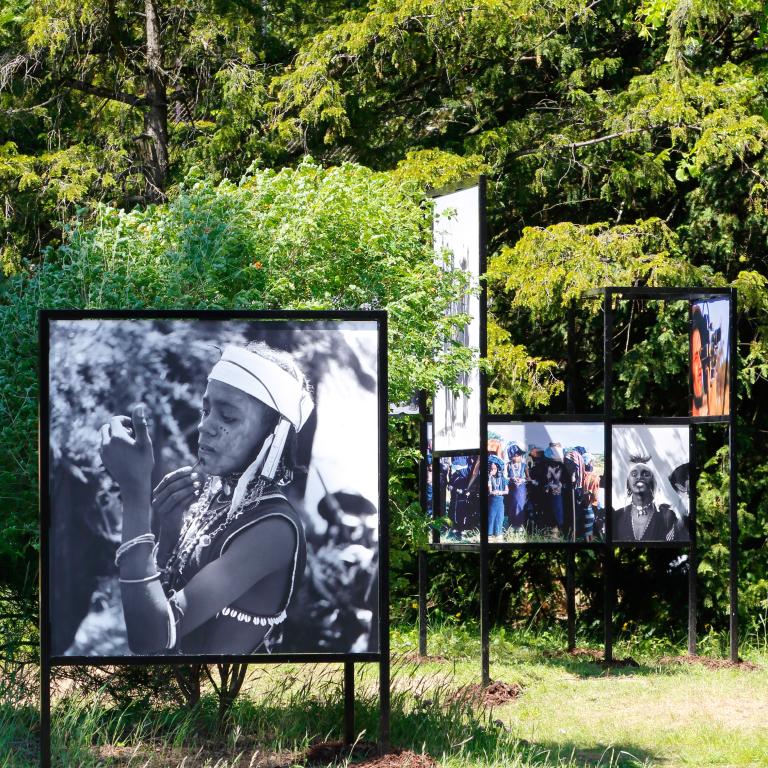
[197,379,278,476]
[490,463,498,476]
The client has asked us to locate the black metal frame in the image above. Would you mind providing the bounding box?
[39,308,391,766]
[429,177,486,458]
[600,287,738,662]
[418,284,739,677]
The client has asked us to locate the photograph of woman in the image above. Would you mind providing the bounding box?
[47,317,382,659]
[102,343,312,656]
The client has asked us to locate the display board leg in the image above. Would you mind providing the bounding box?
[40,656,51,768]
[603,547,614,664]
[344,662,355,746]
[602,288,614,666]
[566,550,576,652]
[688,546,697,655]
[729,421,739,662]
[418,550,427,657]
[689,423,698,656]
[379,655,390,753]
[728,288,739,663]
[480,546,490,686]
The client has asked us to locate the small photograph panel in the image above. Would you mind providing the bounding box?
[432,184,482,453]
[690,298,730,417]
[611,425,691,544]
[489,422,605,544]
[428,421,605,544]
[46,316,382,659]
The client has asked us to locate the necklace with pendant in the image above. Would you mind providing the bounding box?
[631,504,655,540]
[162,475,268,590]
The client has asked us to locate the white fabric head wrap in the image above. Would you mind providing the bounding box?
[208,345,314,430]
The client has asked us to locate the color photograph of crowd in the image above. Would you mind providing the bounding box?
[427,422,605,544]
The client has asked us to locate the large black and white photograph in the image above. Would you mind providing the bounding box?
[432,183,482,453]
[428,421,604,544]
[611,425,691,544]
[46,315,382,659]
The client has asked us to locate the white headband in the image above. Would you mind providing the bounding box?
[208,345,314,430]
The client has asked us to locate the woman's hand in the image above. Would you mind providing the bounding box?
[100,404,154,500]
[153,466,204,561]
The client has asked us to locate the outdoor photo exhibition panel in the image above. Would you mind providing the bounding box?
[427,419,605,546]
[419,286,737,676]
[39,309,390,765]
[601,287,737,662]
[431,179,485,455]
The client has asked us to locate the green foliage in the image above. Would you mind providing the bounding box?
[2,0,768,649]
[489,218,710,318]
[486,319,564,413]
[0,159,475,603]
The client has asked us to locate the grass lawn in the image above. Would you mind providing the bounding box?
[2,625,766,767]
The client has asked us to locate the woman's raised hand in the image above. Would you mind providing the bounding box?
[152,466,203,541]
[100,404,155,499]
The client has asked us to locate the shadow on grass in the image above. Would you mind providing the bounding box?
[2,662,663,768]
[528,647,764,680]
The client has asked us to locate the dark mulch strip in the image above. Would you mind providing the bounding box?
[353,749,438,768]
[544,647,639,668]
[401,652,448,663]
[482,680,523,705]
[567,647,604,662]
[601,656,640,669]
[450,679,522,707]
[304,740,378,765]
[304,742,436,767]
[659,655,762,671]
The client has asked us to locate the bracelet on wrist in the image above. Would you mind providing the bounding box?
[119,572,162,584]
[115,533,156,568]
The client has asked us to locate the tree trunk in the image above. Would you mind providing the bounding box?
[205,662,250,731]
[173,664,203,708]
[143,0,169,201]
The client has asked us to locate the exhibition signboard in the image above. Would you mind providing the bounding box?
[431,181,484,454]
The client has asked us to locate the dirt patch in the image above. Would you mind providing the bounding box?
[567,647,604,662]
[401,652,448,663]
[304,740,378,765]
[601,656,640,669]
[659,654,762,671]
[354,749,438,768]
[304,742,436,767]
[482,680,523,705]
[450,679,522,707]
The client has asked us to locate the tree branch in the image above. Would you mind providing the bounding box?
[515,128,646,158]
[62,78,148,108]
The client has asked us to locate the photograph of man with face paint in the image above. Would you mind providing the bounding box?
[47,318,381,658]
[611,426,690,544]
[690,299,730,418]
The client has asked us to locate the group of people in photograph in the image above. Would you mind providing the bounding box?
[428,426,692,544]
[428,437,605,543]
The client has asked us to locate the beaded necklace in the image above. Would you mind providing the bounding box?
[630,502,656,541]
[162,473,268,591]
